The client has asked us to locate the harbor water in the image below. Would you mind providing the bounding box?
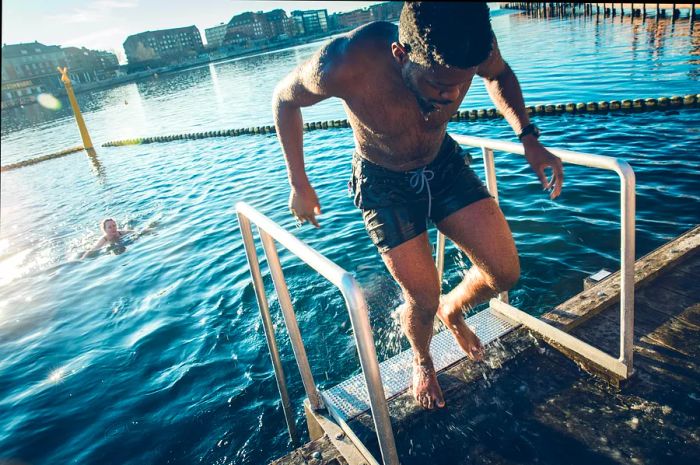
[1,9,699,465]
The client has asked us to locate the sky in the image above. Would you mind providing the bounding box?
[1,1,380,63]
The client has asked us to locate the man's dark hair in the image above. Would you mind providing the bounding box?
[399,2,493,69]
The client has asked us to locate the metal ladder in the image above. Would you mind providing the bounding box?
[236,135,635,465]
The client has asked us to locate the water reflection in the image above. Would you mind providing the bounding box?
[86,148,105,179]
[208,63,224,109]
[1,98,74,132]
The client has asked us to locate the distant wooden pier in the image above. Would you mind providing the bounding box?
[502,3,697,21]
[271,226,700,464]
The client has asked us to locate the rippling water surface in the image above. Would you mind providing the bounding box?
[1,9,699,465]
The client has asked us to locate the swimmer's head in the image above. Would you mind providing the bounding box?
[100,218,119,239]
[394,2,493,115]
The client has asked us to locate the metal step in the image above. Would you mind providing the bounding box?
[321,306,519,421]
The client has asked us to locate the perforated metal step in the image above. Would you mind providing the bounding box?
[321,306,519,421]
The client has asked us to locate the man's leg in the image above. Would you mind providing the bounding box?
[436,198,520,359]
[380,231,445,409]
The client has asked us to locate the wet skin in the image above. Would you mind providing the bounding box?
[273,21,562,409]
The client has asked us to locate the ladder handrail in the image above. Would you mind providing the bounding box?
[446,134,636,375]
[236,135,636,465]
[235,202,399,465]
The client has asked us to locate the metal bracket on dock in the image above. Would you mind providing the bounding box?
[490,299,630,380]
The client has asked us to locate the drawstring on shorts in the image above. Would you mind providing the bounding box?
[409,167,435,217]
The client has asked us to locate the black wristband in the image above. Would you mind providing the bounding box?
[518,123,541,140]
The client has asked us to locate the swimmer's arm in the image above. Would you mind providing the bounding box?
[118,229,134,236]
[477,36,564,199]
[82,237,107,259]
[272,37,356,189]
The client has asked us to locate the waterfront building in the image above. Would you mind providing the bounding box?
[368,2,403,21]
[205,23,228,48]
[291,9,329,35]
[335,9,373,29]
[63,47,120,82]
[264,9,297,39]
[1,41,118,109]
[225,12,271,40]
[123,26,203,70]
[1,42,65,105]
[330,2,402,31]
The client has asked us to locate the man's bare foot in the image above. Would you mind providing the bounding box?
[412,360,445,409]
[437,299,484,361]
[395,303,445,409]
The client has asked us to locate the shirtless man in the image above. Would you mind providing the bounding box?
[272,2,564,410]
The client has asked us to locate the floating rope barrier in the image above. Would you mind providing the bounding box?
[1,146,84,172]
[101,94,699,147]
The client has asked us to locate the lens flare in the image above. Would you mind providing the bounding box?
[37,93,62,110]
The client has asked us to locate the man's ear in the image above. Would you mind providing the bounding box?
[391,42,408,64]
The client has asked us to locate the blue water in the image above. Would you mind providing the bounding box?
[1,9,699,465]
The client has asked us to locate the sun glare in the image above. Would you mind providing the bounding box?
[48,367,66,383]
[0,240,29,287]
[37,93,62,110]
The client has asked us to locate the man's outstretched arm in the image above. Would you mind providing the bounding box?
[477,37,564,199]
[272,38,353,226]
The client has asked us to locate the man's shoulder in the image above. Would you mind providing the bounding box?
[323,22,396,67]
[308,22,396,96]
[348,21,398,39]
[345,21,397,50]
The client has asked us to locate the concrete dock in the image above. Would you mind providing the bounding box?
[271,226,699,465]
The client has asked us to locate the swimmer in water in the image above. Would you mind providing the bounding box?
[82,218,133,258]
